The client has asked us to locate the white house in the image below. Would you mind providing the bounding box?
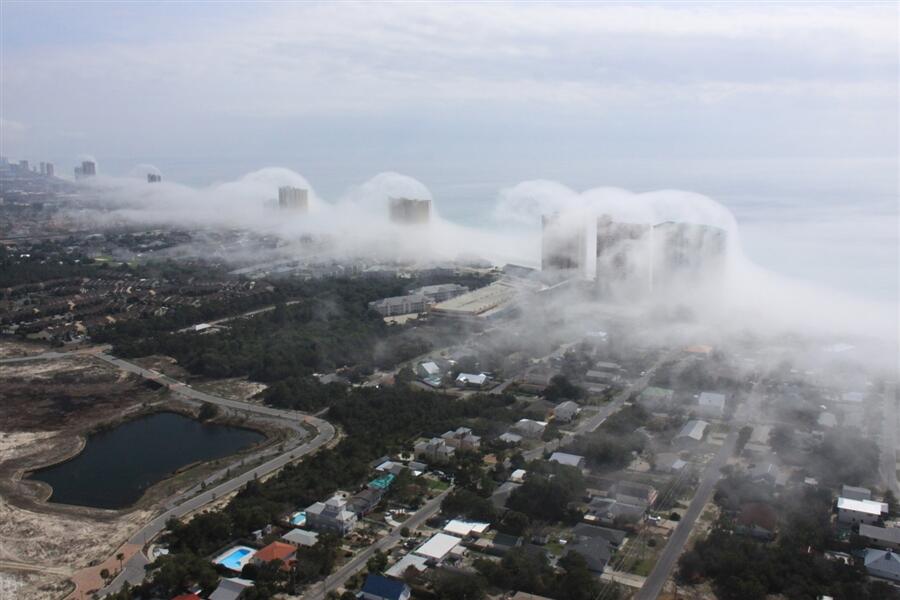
[837,497,888,525]
[697,392,726,417]
[549,452,586,469]
[305,495,358,535]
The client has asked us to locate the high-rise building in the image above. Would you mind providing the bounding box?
[389,197,430,224]
[147,173,162,183]
[39,162,47,175]
[541,213,588,277]
[278,186,308,211]
[45,163,54,177]
[650,222,727,289]
[81,161,96,177]
[18,160,29,171]
[596,215,652,298]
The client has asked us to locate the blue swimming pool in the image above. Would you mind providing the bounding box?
[290,511,307,526]
[214,546,255,571]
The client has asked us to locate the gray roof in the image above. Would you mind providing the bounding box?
[282,528,319,546]
[549,452,585,467]
[564,537,611,573]
[572,523,627,546]
[863,548,900,578]
[210,578,254,600]
[860,524,900,545]
[698,392,726,408]
[676,419,708,441]
[842,485,872,501]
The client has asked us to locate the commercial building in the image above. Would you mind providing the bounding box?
[412,283,468,302]
[305,495,359,535]
[81,160,96,177]
[389,197,430,224]
[45,163,54,177]
[278,186,308,211]
[369,293,431,317]
[596,215,652,297]
[430,279,522,321]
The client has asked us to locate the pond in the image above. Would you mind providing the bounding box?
[30,411,265,509]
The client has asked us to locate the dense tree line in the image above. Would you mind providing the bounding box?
[567,404,648,470]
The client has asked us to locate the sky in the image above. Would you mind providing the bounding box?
[1,1,897,302]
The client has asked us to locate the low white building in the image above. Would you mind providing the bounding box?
[456,372,488,388]
[837,497,888,525]
[549,452,586,469]
[513,419,547,439]
[413,532,463,561]
[697,392,726,417]
[553,400,581,422]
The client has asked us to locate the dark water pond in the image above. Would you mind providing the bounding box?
[30,411,264,509]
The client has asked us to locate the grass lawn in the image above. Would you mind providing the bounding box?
[427,478,450,491]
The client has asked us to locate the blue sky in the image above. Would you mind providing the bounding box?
[1,2,897,300]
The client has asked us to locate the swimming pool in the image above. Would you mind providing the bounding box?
[290,511,307,526]
[213,545,255,572]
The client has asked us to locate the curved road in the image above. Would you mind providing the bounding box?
[2,350,335,598]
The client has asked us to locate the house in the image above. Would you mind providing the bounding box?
[673,420,709,449]
[305,495,359,535]
[858,524,900,550]
[499,432,523,445]
[837,497,888,525]
[586,496,647,524]
[841,485,872,501]
[513,419,547,439]
[511,593,555,600]
[281,528,319,547]
[209,578,253,600]
[571,523,627,547]
[253,541,296,570]
[492,481,521,509]
[349,487,385,516]
[613,481,657,506]
[585,370,619,385]
[414,437,455,463]
[564,536,612,573]
[417,360,442,380]
[697,392,726,418]
[549,452,586,469]
[553,400,581,422]
[456,372,488,388]
[474,532,522,556]
[862,548,900,582]
[639,386,674,406]
[444,519,490,537]
[360,574,412,600]
[172,595,202,600]
[385,553,429,578]
[441,427,481,451]
[654,452,687,473]
[735,502,777,540]
[749,462,779,485]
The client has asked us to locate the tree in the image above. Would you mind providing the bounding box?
[433,570,486,600]
[100,568,110,580]
[366,550,387,573]
[198,403,220,421]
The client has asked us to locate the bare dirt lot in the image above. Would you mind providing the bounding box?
[0,352,162,599]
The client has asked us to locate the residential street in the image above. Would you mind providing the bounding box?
[304,488,452,600]
[634,428,738,600]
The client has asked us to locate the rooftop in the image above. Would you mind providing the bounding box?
[837,497,887,516]
[413,533,462,560]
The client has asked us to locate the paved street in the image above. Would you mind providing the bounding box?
[635,428,738,600]
[304,488,451,600]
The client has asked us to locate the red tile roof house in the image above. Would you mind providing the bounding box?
[252,541,297,571]
[171,595,202,600]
